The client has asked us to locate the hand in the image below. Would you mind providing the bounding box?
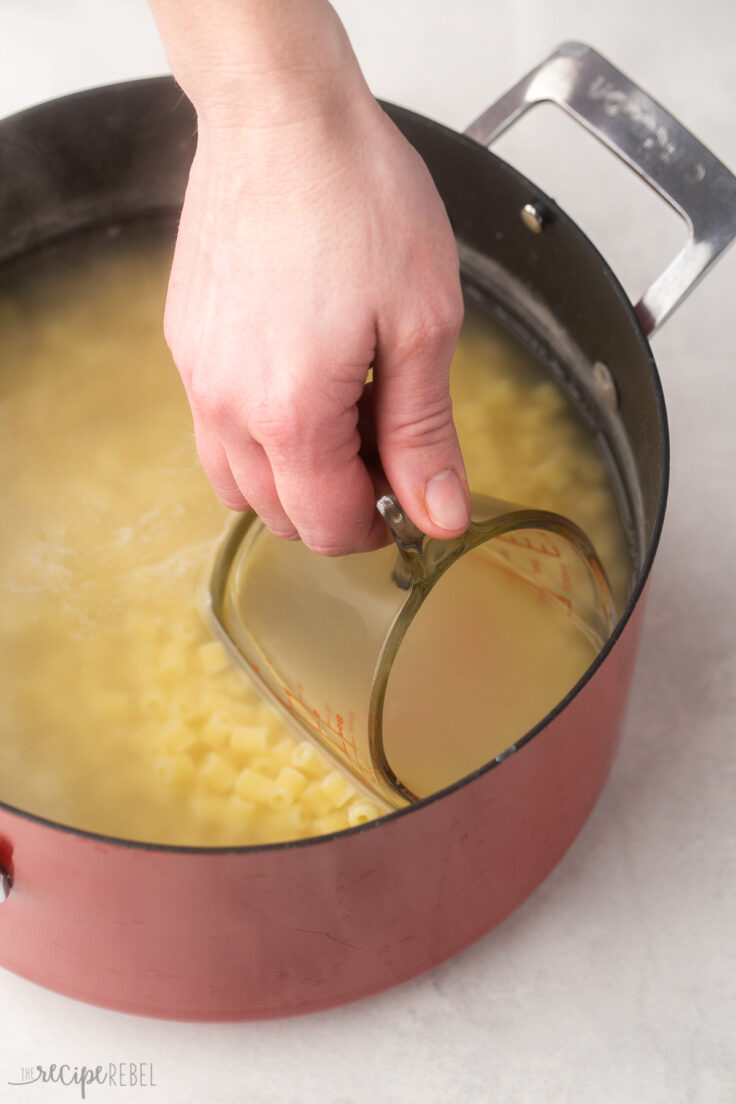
[152,0,470,554]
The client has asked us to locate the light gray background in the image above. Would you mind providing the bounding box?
[1,1,734,1101]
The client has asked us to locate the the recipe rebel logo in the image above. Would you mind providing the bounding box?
[8,1063,157,1098]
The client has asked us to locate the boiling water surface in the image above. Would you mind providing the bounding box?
[0,228,631,844]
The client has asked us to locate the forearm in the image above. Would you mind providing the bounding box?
[148,0,374,129]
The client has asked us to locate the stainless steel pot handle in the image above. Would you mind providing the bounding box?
[464,41,736,336]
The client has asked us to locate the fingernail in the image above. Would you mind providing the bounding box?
[424,469,470,532]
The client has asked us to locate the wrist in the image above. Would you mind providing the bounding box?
[195,58,376,137]
[150,0,371,132]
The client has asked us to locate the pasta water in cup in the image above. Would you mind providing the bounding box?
[205,493,615,807]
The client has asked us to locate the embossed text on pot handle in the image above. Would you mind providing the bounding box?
[464,41,736,336]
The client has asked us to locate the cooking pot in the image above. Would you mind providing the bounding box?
[0,43,734,1021]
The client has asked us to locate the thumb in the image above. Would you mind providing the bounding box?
[374,321,471,539]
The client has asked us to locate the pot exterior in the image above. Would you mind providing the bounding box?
[0,77,666,1021]
[0,596,646,1020]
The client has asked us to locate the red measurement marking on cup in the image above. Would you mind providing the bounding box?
[493,560,574,617]
[344,720,361,772]
[244,660,375,779]
[268,684,376,783]
[548,590,572,615]
[324,702,334,737]
[497,532,561,558]
[336,713,349,762]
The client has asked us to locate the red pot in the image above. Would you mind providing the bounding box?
[0,43,734,1020]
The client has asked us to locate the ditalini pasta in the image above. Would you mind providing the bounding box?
[0,231,631,846]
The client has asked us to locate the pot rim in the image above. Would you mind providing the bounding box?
[0,85,670,854]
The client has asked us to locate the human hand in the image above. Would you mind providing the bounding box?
[152,0,470,554]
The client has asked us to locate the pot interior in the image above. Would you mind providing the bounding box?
[0,77,666,579]
[0,78,667,845]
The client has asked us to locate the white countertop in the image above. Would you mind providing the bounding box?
[1,2,735,1101]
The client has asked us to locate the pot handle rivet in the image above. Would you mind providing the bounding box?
[520,201,549,234]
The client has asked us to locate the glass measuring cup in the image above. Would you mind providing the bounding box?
[205,493,615,807]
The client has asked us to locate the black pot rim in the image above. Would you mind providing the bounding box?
[0,79,670,856]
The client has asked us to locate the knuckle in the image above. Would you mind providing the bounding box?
[298,502,380,558]
[398,294,464,358]
[300,534,352,557]
[263,522,299,542]
[248,411,295,451]
[435,283,465,335]
[248,393,309,454]
[189,373,232,425]
[384,394,456,451]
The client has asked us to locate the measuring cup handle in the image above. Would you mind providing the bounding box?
[377,494,424,553]
[464,41,736,336]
